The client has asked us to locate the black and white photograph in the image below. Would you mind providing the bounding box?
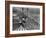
[12,7,40,31]
[10,4,43,34]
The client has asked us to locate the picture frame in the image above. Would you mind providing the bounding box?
[5,1,45,37]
